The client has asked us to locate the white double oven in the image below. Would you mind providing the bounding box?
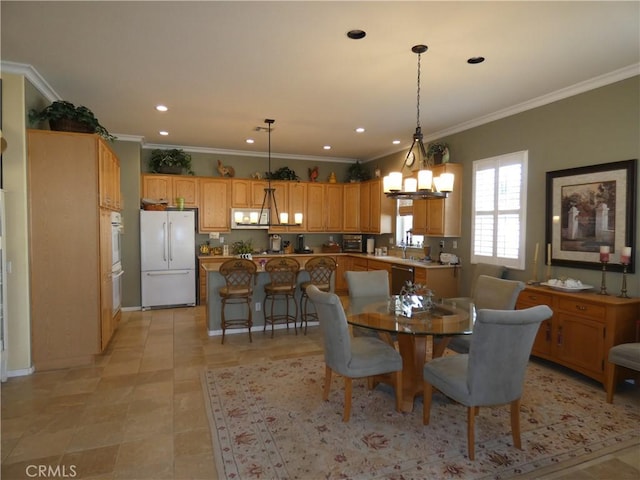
[111,212,124,315]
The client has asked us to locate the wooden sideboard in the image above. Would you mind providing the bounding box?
[517,286,640,389]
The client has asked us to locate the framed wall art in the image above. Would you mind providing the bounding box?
[545,159,637,273]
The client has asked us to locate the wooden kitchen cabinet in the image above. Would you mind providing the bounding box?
[359,179,394,234]
[99,142,121,210]
[142,174,198,207]
[306,183,343,232]
[199,178,231,232]
[516,286,640,388]
[198,256,227,304]
[342,183,361,232]
[28,130,121,370]
[335,255,351,294]
[412,163,463,237]
[267,181,306,233]
[231,179,252,207]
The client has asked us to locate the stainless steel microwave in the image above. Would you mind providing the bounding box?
[343,234,363,252]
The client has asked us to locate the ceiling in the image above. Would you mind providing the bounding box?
[2,1,639,162]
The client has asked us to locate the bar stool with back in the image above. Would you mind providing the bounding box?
[218,258,257,344]
[263,257,301,337]
[299,256,337,334]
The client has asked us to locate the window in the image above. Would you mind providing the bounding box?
[395,200,424,246]
[471,151,528,269]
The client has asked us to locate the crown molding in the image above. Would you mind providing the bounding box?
[1,61,60,102]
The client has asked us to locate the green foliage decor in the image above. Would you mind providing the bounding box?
[346,161,371,182]
[149,148,194,175]
[232,239,253,255]
[28,100,115,141]
[265,167,299,181]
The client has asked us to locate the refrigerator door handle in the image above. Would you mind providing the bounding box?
[168,221,173,262]
[162,222,167,262]
[144,270,192,276]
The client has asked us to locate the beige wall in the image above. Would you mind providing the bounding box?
[2,73,32,373]
[373,76,640,297]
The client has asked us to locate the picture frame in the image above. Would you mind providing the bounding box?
[546,159,637,273]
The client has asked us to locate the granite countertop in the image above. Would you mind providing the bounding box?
[199,252,458,270]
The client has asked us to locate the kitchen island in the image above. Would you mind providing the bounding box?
[202,253,459,336]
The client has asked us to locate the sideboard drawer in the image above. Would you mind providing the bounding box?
[557,298,605,322]
[518,291,553,307]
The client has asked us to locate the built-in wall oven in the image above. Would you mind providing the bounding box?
[111,212,124,315]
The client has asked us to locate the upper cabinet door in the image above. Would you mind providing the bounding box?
[199,178,231,232]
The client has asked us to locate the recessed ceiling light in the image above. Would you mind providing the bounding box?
[159,131,169,136]
[347,29,366,40]
[355,127,365,133]
[156,105,168,112]
[467,56,485,64]
[392,140,401,145]
[323,145,331,150]
[246,138,255,144]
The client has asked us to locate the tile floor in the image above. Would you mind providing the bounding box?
[1,306,638,479]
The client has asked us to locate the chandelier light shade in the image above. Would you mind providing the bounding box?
[384,45,454,201]
[235,119,303,227]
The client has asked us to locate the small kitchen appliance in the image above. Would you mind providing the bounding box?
[343,234,363,253]
[269,234,282,253]
[295,234,312,254]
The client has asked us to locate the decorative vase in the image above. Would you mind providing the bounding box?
[158,165,183,175]
[49,118,95,134]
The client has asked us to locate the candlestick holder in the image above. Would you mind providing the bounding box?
[599,261,609,295]
[618,264,629,298]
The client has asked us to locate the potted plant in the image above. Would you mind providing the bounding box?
[232,239,253,256]
[148,148,194,175]
[28,100,115,141]
[346,161,371,182]
[427,142,449,164]
[265,166,299,181]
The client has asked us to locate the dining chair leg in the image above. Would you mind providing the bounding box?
[246,298,253,343]
[343,377,353,422]
[510,398,522,450]
[422,381,433,425]
[605,362,617,403]
[221,299,227,345]
[323,365,332,401]
[467,406,476,460]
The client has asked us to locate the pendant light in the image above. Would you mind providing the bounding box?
[257,119,302,226]
[383,45,454,200]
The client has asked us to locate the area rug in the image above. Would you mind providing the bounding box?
[201,356,639,479]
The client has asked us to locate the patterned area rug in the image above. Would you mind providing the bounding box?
[201,356,639,479]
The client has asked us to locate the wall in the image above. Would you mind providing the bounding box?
[372,76,640,297]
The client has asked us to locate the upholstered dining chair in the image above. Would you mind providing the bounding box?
[218,258,257,344]
[605,341,640,403]
[306,285,403,422]
[345,270,392,341]
[264,257,300,337]
[299,256,337,334]
[446,275,526,353]
[422,305,553,460]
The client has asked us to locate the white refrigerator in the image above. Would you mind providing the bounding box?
[140,210,196,309]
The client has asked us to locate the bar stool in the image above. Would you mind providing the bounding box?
[299,256,337,334]
[218,258,257,344]
[263,257,300,337]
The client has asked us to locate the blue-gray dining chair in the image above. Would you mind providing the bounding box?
[423,305,553,460]
[306,285,403,422]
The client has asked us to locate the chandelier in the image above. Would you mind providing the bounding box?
[234,119,303,227]
[383,45,455,200]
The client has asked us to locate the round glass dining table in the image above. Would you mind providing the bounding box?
[346,296,475,413]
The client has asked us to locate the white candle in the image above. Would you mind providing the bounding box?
[599,245,610,262]
[280,212,289,224]
[249,212,259,224]
[621,246,632,265]
[234,211,244,223]
[294,212,303,224]
[404,178,417,192]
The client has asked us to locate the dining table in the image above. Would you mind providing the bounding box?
[346,295,474,413]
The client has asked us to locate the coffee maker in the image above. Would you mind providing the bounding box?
[269,234,282,253]
[295,234,311,254]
